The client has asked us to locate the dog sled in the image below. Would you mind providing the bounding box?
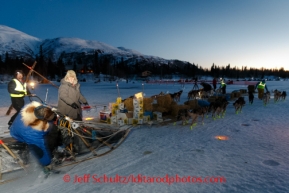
[0,96,131,183]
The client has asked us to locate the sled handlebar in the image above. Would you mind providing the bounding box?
[27,94,79,129]
[28,94,45,104]
[51,109,72,122]
[51,109,80,129]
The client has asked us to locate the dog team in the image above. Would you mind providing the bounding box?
[155,80,287,129]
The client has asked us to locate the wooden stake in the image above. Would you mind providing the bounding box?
[5,105,14,116]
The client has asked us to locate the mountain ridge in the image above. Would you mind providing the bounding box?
[0,25,174,65]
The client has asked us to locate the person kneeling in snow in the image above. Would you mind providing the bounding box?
[9,101,61,173]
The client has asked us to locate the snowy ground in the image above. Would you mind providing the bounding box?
[1,80,289,193]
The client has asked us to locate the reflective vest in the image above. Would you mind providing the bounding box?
[221,81,226,88]
[257,82,265,89]
[10,79,27,97]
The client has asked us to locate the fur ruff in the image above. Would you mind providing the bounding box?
[64,70,78,85]
[20,101,50,131]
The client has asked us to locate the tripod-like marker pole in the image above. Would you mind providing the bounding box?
[142,82,146,96]
[116,83,120,97]
[116,83,122,104]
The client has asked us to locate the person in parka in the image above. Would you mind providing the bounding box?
[9,101,60,171]
[57,70,88,120]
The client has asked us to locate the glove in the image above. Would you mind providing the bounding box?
[83,102,89,106]
[51,107,57,112]
[71,103,79,109]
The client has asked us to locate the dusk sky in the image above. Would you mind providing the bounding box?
[1,0,289,70]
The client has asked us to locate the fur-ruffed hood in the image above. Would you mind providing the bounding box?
[64,70,78,85]
[21,101,52,131]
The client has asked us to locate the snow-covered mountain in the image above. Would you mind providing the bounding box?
[0,25,41,58]
[0,25,171,65]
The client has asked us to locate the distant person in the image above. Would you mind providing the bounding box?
[57,70,88,120]
[220,78,227,94]
[7,70,31,127]
[213,78,217,91]
[255,79,269,99]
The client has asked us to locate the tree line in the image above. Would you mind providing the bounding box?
[0,51,288,81]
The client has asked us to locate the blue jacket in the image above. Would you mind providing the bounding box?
[10,108,53,166]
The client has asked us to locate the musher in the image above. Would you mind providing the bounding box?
[9,101,62,173]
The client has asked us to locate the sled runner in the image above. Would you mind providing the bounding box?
[0,96,131,182]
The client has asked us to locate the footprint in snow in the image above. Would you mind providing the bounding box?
[143,151,153,155]
[262,160,280,166]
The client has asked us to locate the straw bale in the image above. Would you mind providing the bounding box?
[171,100,177,106]
[123,98,133,111]
[143,97,154,111]
[152,104,169,113]
[156,94,172,107]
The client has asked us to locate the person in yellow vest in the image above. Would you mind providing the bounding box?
[255,79,269,99]
[220,78,227,94]
[7,70,31,127]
